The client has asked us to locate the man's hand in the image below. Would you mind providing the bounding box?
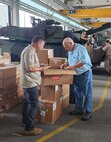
[40,66,51,71]
[64,66,74,70]
[60,62,68,69]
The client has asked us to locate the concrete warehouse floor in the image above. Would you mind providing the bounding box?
[0,70,111,142]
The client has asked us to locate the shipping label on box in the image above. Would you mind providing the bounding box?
[53,102,56,111]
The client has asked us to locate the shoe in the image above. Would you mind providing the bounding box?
[15,128,43,136]
[69,110,84,115]
[25,128,43,136]
[81,112,92,121]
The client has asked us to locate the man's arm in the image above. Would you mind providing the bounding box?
[64,62,84,70]
[26,66,50,72]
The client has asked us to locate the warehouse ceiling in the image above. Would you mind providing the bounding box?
[1,0,110,29]
[39,0,111,28]
[61,0,111,28]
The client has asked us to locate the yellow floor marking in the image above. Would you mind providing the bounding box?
[35,77,111,142]
[93,77,111,112]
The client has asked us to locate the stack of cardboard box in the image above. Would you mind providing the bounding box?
[0,65,22,118]
[36,49,76,124]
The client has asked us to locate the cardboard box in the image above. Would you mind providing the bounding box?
[60,85,70,109]
[17,84,23,98]
[49,57,66,69]
[61,94,69,109]
[42,69,76,86]
[36,49,54,65]
[0,52,11,66]
[0,93,17,107]
[3,52,11,59]
[41,85,62,101]
[0,66,16,89]
[62,84,70,96]
[0,85,17,95]
[3,97,22,111]
[36,97,62,124]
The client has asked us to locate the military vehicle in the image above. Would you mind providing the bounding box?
[0,18,111,74]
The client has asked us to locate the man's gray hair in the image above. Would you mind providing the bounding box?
[62,37,74,46]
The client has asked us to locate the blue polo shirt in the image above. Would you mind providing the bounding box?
[68,43,92,75]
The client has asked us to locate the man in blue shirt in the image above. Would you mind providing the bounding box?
[61,37,93,121]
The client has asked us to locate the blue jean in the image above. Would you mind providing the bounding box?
[73,70,92,113]
[22,86,38,131]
